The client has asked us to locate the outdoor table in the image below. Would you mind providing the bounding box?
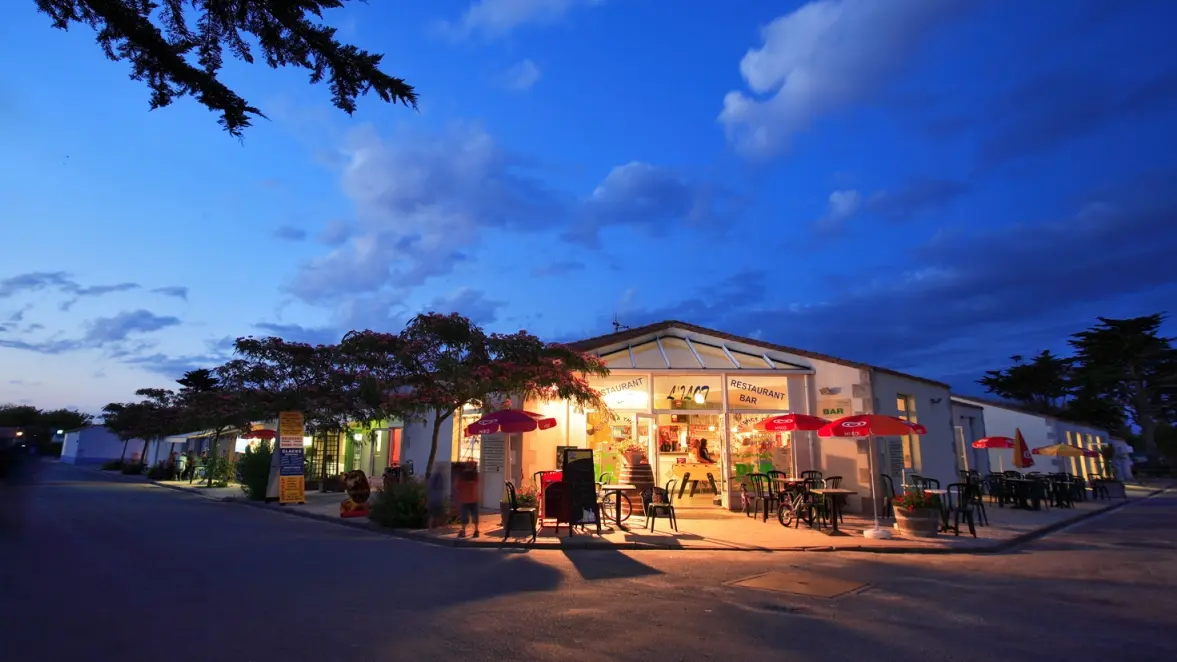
[1006,479,1040,510]
[599,483,637,532]
[923,488,949,531]
[809,488,856,536]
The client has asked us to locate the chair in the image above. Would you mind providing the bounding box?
[502,481,538,543]
[823,476,846,524]
[879,474,896,518]
[946,483,976,538]
[746,473,779,523]
[800,470,823,483]
[922,477,941,490]
[965,474,988,525]
[641,487,677,532]
[802,478,830,529]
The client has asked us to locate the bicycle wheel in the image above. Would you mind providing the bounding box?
[602,491,634,524]
[777,502,795,527]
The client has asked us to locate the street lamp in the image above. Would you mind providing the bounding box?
[15,431,23,437]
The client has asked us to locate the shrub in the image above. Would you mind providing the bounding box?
[894,490,941,512]
[121,462,145,475]
[202,453,234,487]
[368,477,428,529]
[101,459,124,471]
[238,441,273,500]
[146,464,169,480]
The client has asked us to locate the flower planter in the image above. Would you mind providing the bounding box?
[894,508,941,538]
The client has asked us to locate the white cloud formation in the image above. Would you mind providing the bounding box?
[442,0,600,39]
[288,122,567,305]
[719,0,968,158]
[815,189,861,233]
[502,59,542,91]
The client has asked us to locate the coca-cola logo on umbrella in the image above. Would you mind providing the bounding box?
[841,421,867,427]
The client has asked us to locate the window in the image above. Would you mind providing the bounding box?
[659,337,703,368]
[896,394,920,471]
[630,341,667,369]
[692,341,737,369]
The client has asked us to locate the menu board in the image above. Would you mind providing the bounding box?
[481,437,505,472]
[561,448,597,525]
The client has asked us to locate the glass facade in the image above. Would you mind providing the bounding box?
[587,371,799,510]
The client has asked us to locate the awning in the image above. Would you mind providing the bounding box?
[162,431,211,444]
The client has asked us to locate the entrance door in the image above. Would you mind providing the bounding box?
[635,413,657,486]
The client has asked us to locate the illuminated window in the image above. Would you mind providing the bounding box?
[896,394,920,471]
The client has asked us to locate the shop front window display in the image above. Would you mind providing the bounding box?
[729,413,791,481]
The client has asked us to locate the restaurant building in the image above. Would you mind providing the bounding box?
[435,321,960,515]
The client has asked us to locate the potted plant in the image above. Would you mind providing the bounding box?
[892,490,942,538]
[618,439,646,466]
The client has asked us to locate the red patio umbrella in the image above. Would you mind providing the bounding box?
[753,413,830,432]
[1012,428,1035,469]
[817,414,927,540]
[241,429,276,440]
[465,409,557,436]
[972,436,1015,471]
[971,436,1014,449]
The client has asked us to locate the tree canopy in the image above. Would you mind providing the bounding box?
[35,0,418,136]
[0,403,92,450]
[979,313,1177,457]
[87,312,609,479]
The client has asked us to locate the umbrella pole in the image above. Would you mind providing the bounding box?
[863,432,891,540]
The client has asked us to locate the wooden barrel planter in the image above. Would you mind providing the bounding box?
[618,460,655,496]
[894,508,941,538]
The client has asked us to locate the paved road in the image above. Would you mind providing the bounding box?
[2,463,1175,661]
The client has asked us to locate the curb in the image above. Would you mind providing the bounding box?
[83,466,1175,554]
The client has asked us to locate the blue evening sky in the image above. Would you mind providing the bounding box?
[3,0,1177,412]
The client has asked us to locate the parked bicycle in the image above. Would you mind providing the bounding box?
[777,485,816,528]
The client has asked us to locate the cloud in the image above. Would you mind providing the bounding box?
[253,322,342,346]
[618,171,1177,385]
[85,310,182,344]
[977,68,1177,168]
[867,178,969,221]
[0,271,186,307]
[531,260,586,277]
[567,161,737,247]
[151,286,189,301]
[501,59,542,91]
[289,124,725,309]
[425,288,505,326]
[288,122,567,305]
[317,219,353,246]
[440,0,599,39]
[273,225,308,241]
[120,337,237,379]
[718,0,969,158]
[815,189,861,234]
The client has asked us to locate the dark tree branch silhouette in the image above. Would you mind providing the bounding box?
[34,0,418,137]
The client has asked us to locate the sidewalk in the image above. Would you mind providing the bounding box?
[90,465,1174,554]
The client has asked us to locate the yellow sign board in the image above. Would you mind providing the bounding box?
[279,475,306,503]
[277,411,306,504]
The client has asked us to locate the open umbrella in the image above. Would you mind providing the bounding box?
[817,414,927,540]
[1031,444,1087,457]
[241,429,276,440]
[465,409,557,436]
[971,436,1014,449]
[972,436,1015,471]
[754,413,829,432]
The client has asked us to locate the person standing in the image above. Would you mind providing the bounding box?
[427,469,447,530]
[176,451,189,481]
[456,464,480,539]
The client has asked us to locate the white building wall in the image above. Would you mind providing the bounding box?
[951,398,1056,472]
[1052,419,1114,479]
[806,360,872,513]
[950,400,990,475]
[61,427,145,465]
[871,371,956,489]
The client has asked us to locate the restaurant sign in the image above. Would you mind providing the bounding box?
[592,376,650,410]
[726,377,789,410]
[653,375,724,410]
[817,398,853,418]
